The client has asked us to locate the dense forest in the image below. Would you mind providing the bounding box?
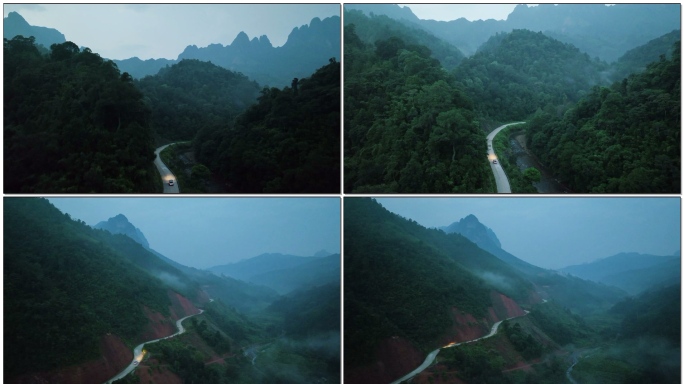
[4,198,172,377]
[136,59,261,141]
[455,29,608,122]
[5,198,341,384]
[525,42,680,193]
[344,198,536,371]
[192,59,340,193]
[4,37,159,193]
[344,20,492,193]
[343,5,680,193]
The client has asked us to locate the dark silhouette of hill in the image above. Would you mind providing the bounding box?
[3,11,65,49]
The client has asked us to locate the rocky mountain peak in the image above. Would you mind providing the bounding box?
[94,214,150,249]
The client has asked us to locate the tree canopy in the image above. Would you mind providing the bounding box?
[4,37,158,193]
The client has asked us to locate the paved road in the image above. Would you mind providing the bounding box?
[105,310,203,383]
[390,311,530,384]
[154,144,180,193]
[487,122,525,193]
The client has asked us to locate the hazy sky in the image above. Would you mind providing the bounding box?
[404,4,523,21]
[374,197,680,269]
[4,4,340,60]
[48,197,340,269]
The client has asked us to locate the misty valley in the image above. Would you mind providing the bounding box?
[345,198,680,384]
[4,198,340,383]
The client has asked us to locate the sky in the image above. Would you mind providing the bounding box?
[3,4,340,60]
[375,197,680,269]
[403,4,524,21]
[48,197,341,269]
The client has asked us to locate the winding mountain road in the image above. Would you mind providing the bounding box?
[487,122,525,193]
[390,310,530,384]
[105,310,203,384]
[154,144,180,193]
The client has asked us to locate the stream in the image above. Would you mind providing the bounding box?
[509,134,571,193]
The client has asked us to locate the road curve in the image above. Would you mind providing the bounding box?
[104,310,203,384]
[390,311,530,384]
[487,122,525,193]
[154,144,180,193]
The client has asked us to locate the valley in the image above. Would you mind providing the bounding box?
[4,198,341,384]
[3,6,340,194]
[345,198,680,384]
[344,4,680,193]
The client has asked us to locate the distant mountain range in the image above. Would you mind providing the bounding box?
[560,252,681,295]
[114,15,340,87]
[3,12,340,88]
[345,3,680,62]
[209,252,340,294]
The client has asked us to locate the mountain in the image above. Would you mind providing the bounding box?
[350,4,681,62]
[525,42,680,193]
[454,28,608,121]
[93,213,280,313]
[135,59,261,140]
[344,198,536,383]
[343,8,465,70]
[344,20,489,193]
[314,249,333,257]
[248,253,340,294]
[441,214,545,276]
[94,213,150,248]
[560,252,681,295]
[610,29,682,82]
[344,4,420,23]
[441,214,627,314]
[115,15,340,88]
[4,198,202,383]
[192,59,340,193]
[3,11,66,49]
[210,252,340,294]
[4,37,159,193]
[209,253,315,280]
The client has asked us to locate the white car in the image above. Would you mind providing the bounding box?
[493,160,498,164]
[168,180,175,186]
[133,361,138,366]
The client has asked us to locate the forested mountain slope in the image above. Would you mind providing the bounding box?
[4,199,199,382]
[136,59,261,140]
[454,29,608,121]
[610,29,681,82]
[525,42,680,193]
[344,9,465,70]
[345,198,536,383]
[192,60,340,193]
[344,25,491,193]
[4,37,158,193]
[442,214,627,315]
